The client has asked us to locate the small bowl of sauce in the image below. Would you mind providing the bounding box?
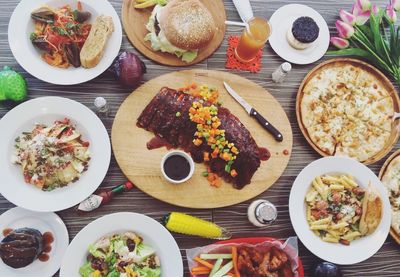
[161,150,195,184]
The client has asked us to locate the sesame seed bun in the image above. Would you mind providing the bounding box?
[158,0,216,50]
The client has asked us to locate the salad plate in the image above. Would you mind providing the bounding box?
[59,212,183,277]
[289,157,391,265]
[8,0,122,85]
[269,4,330,65]
[0,207,69,277]
[0,97,111,212]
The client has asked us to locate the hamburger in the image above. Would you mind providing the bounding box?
[145,0,216,63]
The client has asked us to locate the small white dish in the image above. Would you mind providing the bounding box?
[8,0,122,85]
[60,212,183,277]
[0,207,69,277]
[0,97,111,212]
[289,156,391,265]
[269,4,330,65]
[161,150,195,184]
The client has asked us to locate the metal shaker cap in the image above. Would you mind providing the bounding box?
[281,62,292,73]
[255,201,278,224]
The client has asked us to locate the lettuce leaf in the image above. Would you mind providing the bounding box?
[79,262,94,277]
[136,267,161,277]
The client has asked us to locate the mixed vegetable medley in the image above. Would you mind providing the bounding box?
[79,232,161,277]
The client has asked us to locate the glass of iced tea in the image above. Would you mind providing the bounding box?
[235,17,271,63]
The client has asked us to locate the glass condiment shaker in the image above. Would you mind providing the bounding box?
[247,199,278,227]
[272,62,292,83]
[94,97,110,118]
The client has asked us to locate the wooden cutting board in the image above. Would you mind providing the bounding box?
[121,0,226,66]
[111,70,292,208]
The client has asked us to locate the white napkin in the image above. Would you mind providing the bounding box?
[232,0,254,22]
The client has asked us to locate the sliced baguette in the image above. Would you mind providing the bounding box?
[80,15,114,68]
[359,183,383,236]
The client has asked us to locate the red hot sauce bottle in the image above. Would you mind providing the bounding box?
[77,181,134,212]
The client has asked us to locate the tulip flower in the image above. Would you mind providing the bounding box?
[386,5,397,23]
[391,0,400,11]
[336,20,355,39]
[340,9,357,25]
[330,37,350,49]
[356,0,372,11]
[352,3,371,25]
[371,4,380,15]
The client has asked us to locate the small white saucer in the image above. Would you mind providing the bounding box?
[0,207,69,277]
[269,4,330,65]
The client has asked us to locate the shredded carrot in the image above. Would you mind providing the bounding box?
[194,257,214,269]
[232,246,240,277]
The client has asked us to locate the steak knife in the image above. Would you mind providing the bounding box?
[223,82,283,142]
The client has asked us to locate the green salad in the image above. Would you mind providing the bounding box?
[79,232,161,277]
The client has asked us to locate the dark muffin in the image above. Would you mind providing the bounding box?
[0,228,43,268]
[287,16,320,50]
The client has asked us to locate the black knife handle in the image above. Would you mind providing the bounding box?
[250,108,283,142]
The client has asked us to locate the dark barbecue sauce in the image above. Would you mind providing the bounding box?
[2,228,13,236]
[163,155,190,181]
[38,231,54,262]
[259,147,271,161]
[147,136,173,150]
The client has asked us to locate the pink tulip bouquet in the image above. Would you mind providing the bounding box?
[329,0,400,85]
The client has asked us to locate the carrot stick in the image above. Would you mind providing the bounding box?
[192,266,211,272]
[194,257,214,269]
[232,246,240,277]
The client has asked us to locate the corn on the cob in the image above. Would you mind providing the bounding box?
[163,212,231,239]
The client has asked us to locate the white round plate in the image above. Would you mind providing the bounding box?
[289,157,391,265]
[60,212,183,277]
[8,0,122,85]
[0,207,69,277]
[0,97,111,212]
[269,4,330,65]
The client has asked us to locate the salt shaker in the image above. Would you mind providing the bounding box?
[272,62,292,83]
[94,97,110,118]
[247,199,278,227]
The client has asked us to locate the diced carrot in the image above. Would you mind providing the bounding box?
[203,152,210,162]
[191,83,197,89]
[231,147,238,154]
[221,152,231,161]
[232,246,240,277]
[212,177,221,187]
[194,257,214,269]
[230,169,238,177]
[193,139,203,146]
[212,147,219,155]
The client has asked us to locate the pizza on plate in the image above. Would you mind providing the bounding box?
[300,63,395,162]
[381,155,400,238]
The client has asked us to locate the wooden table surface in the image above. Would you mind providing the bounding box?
[1,0,399,276]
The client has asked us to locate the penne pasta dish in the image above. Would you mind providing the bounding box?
[12,118,90,191]
[305,174,382,245]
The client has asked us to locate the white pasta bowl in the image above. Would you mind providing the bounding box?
[289,156,391,265]
[59,212,183,277]
[8,0,122,85]
[0,97,111,212]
